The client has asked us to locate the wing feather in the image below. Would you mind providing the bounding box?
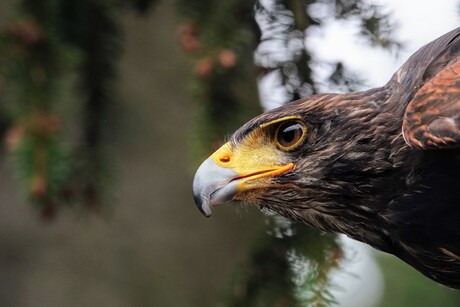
[402,33,460,149]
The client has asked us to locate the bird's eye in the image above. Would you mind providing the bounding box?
[275,121,307,151]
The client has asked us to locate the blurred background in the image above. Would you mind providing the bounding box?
[0,0,459,306]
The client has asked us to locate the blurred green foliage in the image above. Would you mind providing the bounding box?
[0,0,158,218]
[225,220,342,306]
[176,0,261,160]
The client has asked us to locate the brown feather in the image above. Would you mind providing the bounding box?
[402,34,460,149]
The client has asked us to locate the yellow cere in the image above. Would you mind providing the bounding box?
[209,116,299,191]
[210,136,281,174]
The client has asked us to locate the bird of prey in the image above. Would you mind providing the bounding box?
[192,27,460,288]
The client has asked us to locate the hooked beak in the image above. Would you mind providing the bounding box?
[192,142,294,217]
[192,157,239,217]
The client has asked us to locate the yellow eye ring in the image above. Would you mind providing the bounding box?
[275,120,307,151]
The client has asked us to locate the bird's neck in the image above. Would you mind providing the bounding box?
[287,88,415,251]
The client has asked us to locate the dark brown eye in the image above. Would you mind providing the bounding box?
[275,121,306,151]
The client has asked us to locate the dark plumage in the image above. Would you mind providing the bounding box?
[192,27,460,288]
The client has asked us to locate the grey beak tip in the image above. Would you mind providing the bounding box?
[193,192,212,218]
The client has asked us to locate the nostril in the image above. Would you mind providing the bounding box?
[220,155,231,163]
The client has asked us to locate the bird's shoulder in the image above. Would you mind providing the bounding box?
[393,27,460,149]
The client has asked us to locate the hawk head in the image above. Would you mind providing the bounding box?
[193,89,409,250]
